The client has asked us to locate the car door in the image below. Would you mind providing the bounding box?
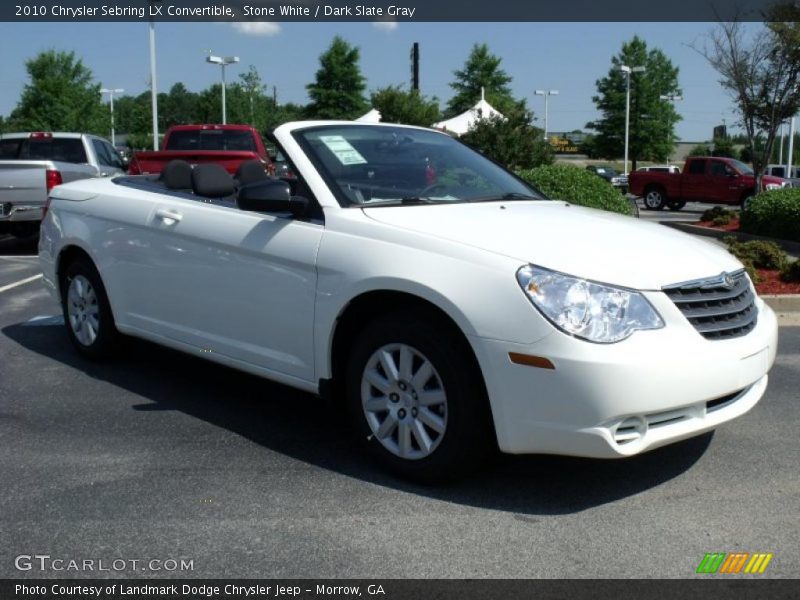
[90,138,125,177]
[125,195,324,382]
[682,158,708,200]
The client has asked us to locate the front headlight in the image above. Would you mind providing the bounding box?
[516,265,664,343]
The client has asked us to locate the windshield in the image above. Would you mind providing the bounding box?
[729,159,754,175]
[292,125,544,206]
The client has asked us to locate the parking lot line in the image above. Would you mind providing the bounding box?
[0,273,43,293]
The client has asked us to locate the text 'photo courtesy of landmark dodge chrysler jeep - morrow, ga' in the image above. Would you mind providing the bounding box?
[39,122,778,482]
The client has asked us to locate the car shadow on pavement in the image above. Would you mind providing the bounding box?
[3,322,713,516]
[0,233,39,256]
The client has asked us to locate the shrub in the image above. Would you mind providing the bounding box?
[780,259,800,283]
[701,206,734,222]
[712,214,732,226]
[516,164,633,216]
[725,239,788,270]
[739,188,800,242]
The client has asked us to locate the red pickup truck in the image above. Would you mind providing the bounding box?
[628,156,790,211]
[129,124,273,176]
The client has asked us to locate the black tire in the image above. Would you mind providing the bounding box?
[60,256,120,359]
[666,200,686,211]
[741,193,754,211]
[642,186,667,211]
[345,312,495,483]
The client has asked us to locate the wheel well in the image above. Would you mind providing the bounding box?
[56,245,94,293]
[644,184,665,195]
[327,290,486,401]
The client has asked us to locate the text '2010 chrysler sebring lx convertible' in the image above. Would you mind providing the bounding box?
[39,122,778,482]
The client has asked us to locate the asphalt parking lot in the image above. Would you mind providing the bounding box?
[0,226,798,579]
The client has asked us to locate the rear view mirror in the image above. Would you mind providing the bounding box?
[237,179,310,218]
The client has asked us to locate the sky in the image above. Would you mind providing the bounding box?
[0,21,761,141]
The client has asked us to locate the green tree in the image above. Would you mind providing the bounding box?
[264,102,307,131]
[446,44,516,117]
[712,136,736,158]
[239,65,273,128]
[460,104,553,170]
[587,36,682,169]
[161,83,198,127]
[693,5,800,188]
[8,50,106,133]
[370,85,441,126]
[306,36,368,119]
[688,143,712,157]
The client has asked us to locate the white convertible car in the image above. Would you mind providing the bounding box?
[39,121,778,481]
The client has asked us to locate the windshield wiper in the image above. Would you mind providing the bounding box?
[360,197,446,207]
[469,192,540,203]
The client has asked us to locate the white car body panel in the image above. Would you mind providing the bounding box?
[39,121,778,459]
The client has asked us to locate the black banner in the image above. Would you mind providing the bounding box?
[0,0,789,22]
[3,579,799,600]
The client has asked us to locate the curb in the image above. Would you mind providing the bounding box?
[762,295,800,314]
[661,221,800,257]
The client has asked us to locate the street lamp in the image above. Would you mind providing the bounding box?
[206,54,240,125]
[148,1,161,150]
[621,65,646,174]
[100,88,124,147]
[660,94,682,162]
[534,90,559,141]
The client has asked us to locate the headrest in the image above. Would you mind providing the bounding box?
[159,160,193,190]
[235,160,270,186]
[191,164,235,198]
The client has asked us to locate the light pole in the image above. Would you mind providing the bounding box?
[534,90,559,141]
[621,65,646,174]
[100,88,124,147]
[660,94,682,162]
[148,1,160,150]
[206,54,240,124]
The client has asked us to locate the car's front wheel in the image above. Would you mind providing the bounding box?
[346,313,494,482]
[61,256,119,359]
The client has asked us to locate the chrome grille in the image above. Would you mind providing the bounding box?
[663,270,757,340]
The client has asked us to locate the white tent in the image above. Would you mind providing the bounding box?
[432,88,504,136]
[355,108,382,123]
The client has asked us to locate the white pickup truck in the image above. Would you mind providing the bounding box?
[0,132,125,237]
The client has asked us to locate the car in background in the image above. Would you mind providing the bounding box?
[40,120,778,482]
[763,164,799,187]
[129,124,274,176]
[0,132,125,237]
[629,156,790,211]
[585,165,628,193]
[637,165,681,174]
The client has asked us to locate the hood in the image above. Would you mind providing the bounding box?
[362,201,743,290]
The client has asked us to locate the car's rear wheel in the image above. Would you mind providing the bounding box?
[643,187,667,210]
[741,193,755,211]
[346,313,494,483]
[61,256,119,359]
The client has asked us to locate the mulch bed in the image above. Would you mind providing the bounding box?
[755,269,800,295]
[691,218,800,294]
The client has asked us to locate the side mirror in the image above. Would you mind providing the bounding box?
[237,179,310,218]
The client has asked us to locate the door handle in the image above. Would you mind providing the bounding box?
[155,208,183,223]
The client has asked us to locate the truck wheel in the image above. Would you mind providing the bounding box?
[667,200,686,211]
[741,193,754,211]
[643,187,666,211]
[346,313,494,483]
[60,257,120,359]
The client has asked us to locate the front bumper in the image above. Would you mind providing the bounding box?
[472,292,778,457]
